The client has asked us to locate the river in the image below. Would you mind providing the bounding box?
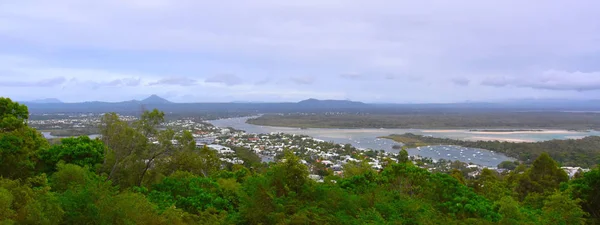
[42,132,101,139]
[208,117,600,167]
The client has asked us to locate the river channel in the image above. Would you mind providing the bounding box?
[208,117,600,167]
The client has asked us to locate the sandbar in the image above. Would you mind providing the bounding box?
[468,130,578,135]
[467,136,535,143]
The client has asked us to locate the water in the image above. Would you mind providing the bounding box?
[42,132,101,139]
[208,117,600,167]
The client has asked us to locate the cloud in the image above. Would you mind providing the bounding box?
[254,77,271,85]
[340,73,363,80]
[1,1,600,102]
[290,76,316,85]
[0,77,66,87]
[451,77,470,86]
[103,78,141,86]
[480,76,515,87]
[384,74,397,80]
[481,70,600,91]
[204,74,242,86]
[149,77,197,86]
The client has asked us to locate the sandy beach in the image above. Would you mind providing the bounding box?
[467,136,535,143]
[423,129,580,135]
[422,129,467,133]
[468,130,579,135]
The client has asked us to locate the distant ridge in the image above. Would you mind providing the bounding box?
[28,98,63,104]
[19,96,600,115]
[297,98,367,107]
[140,95,172,104]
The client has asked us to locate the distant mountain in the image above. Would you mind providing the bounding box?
[298,98,367,107]
[28,98,63,104]
[20,95,600,115]
[140,95,172,104]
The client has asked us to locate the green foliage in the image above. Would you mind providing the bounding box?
[1,100,593,224]
[398,148,409,164]
[0,175,64,225]
[343,159,374,178]
[269,151,310,196]
[471,169,511,202]
[38,136,105,172]
[99,112,149,188]
[515,153,569,201]
[567,166,600,221]
[386,133,600,167]
[248,112,600,130]
[0,98,48,179]
[50,164,117,224]
[0,187,15,221]
[0,126,48,179]
[97,192,166,225]
[231,146,262,168]
[498,161,519,170]
[0,97,28,132]
[148,174,234,214]
[542,191,587,225]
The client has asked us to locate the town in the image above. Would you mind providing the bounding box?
[29,114,591,182]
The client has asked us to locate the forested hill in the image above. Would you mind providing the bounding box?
[21,95,600,115]
[247,113,600,130]
[382,133,600,167]
[2,96,599,224]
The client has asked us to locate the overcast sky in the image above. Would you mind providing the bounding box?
[1,0,600,103]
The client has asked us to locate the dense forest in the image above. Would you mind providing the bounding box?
[1,97,600,224]
[248,113,600,130]
[382,133,600,167]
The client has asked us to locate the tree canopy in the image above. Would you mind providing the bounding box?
[1,97,598,224]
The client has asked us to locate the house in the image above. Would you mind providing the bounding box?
[207,144,235,154]
[561,167,590,178]
[468,171,481,178]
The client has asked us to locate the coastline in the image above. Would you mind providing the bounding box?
[466,136,535,143]
[422,129,581,135]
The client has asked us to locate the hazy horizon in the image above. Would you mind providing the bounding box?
[2,1,599,103]
[16,94,600,104]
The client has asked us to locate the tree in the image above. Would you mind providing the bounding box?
[0,97,29,132]
[157,146,221,178]
[0,175,65,224]
[38,136,105,172]
[498,161,519,170]
[542,191,587,225]
[450,169,466,185]
[0,98,48,179]
[99,112,149,188]
[398,148,409,164]
[97,192,166,225]
[134,109,165,139]
[50,164,117,224]
[0,187,15,222]
[568,166,600,220]
[147,173,233,215]
[471,168,510,201]
[496,196,525,225]
[343,159,374,178]
[269,151,309,196]
[515,152,569,201]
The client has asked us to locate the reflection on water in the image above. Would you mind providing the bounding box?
[208,117,600,167]
[42,132,101,139]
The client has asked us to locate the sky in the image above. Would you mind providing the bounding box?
[1,0,600,103]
